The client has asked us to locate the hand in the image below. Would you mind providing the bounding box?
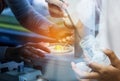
[5,42,50,64]
[46,0,68,17]
[49,24,73,41]
[71,49,120,81]
[58,35,74,45]
[46,0,68,9]
[37,24,73,43]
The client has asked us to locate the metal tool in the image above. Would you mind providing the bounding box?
[60,0,81,39]
[60,0,83,58]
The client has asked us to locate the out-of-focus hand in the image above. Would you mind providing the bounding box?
[5,42,50,64]
[71,49,120,81]
[46,0,68,9]
[46,0,68,17]
[58,35,74,45]
[48,24,73,42]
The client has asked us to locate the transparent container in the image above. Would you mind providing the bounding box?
[80,35,109,65]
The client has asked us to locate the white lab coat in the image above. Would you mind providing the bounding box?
[98,0,120,58]
[76,0,96,32]
[74,0,120,81]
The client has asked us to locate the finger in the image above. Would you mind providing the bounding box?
[49,0,68,9]
[26,47,45,57]
[59,36,73,43]
[83,53,92,64]
[71,62,100,79]
[21,47,41,59]
[56,1,67,9]
[61,38,67,42]
[103,49,120,66]
[58,39,62,43]
[66,36,71,41]
[60,33,72,40]
[88,62,103,72]
[66,36,74,41]
[56,30,72,39]
[39,42,50,47]
[26,42,50,53]
[20,57,35,66]
[20,48,33,58]
[81,72,100,79]
[48,4,64,17]
[71,62,77,68]
[20,56,31,63]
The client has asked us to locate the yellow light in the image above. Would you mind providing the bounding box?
[54,45,63,52]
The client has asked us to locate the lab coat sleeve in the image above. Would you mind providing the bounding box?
[0,46,8,60]
[5,0,53,35]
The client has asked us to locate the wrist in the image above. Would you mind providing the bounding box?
[5,47,16,59]
[5,46,22,60]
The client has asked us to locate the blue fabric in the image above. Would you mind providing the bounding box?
[5,0,53,34]
[0,0,53,60]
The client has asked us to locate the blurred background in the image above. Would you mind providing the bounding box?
[0,0,79,46]
[0,0,54,46]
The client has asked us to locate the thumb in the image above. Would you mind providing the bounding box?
[103,49,120,67]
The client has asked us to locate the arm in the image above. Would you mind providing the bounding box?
[5,0,73,41]
[1,42,50,63]
[5,0,53,35]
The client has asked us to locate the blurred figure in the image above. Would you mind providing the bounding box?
[72,49,120,81]
[2,42,50,62]
[72,0,120,81]
[0,0,72,65]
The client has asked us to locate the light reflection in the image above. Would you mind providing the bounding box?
[48,43,73,54]
[54,45,64,52]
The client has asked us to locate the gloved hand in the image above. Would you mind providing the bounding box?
[48,24,73,42]
[71,49,120,81]
[45,0,68,17]
[35,23,73,43]
[5,42,50,64]
[46,0,68,9]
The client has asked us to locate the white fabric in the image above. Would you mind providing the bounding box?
[97,0,120,58]
[76,0,96,30]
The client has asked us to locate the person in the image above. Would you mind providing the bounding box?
[0,0,72,64]
[71,0,120,81]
